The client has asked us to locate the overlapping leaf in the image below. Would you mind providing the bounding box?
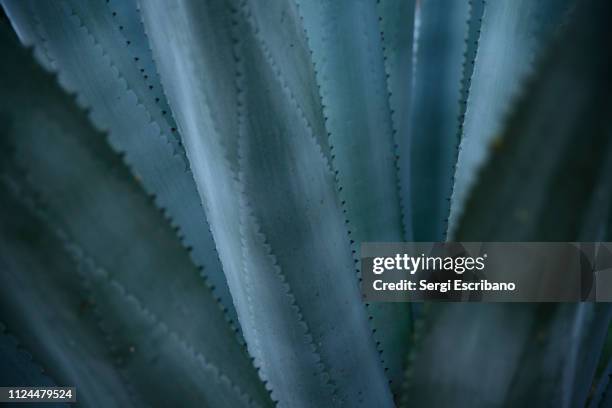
[406,0,470,241]
[1,0,235,325]
[139,0,393,406]
[296,0,413,392]
[0,25,271,408]
[0,179,142,407]
[401,1,612,406]
[449,0,575,234]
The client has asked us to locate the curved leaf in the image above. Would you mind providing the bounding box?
[407,0,470,241]
[455,0,612,241]
[0,26,271,408]
[296,0,404,243]
[375,4,420,390]
[296,0,413,391]
[139,0,394,406]
[1,0,235,325]
[449,0,575,235]
[377,0,417,240]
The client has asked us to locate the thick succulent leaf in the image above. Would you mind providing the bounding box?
[139,0,393,406]
[454,2,612,241]
[449,0,575,235]
[406,0,470,241]
[0,180,142,407]
[455,0,484,164]
[238,26,392,407]
[296,0,404,242]
[1,175,262,407]
[0,27,271,408]
[0,0,236,325]
[377,0,419,393]
[244,0,332,167]
[401,0,612,406]
[377,0,416,240]
[296,0,412,391]
[75,252,258,408]
[375,9,426,376]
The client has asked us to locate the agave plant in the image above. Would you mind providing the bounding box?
[0,0,610,406]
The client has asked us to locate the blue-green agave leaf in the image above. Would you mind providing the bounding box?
[459,0,485,119]
[0,26,272,408]
[449,0,575,235]
[406,0,470,241]
[74,250,260,408]
[454,0,484,175]
[296,0,404,243]
[375,9,427,375]
[296,0,413,391]
[139,0,393,406]
[454,0,612,241]
[377,0,416,240]
[0,0,236,325]
[243,0,332,167]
